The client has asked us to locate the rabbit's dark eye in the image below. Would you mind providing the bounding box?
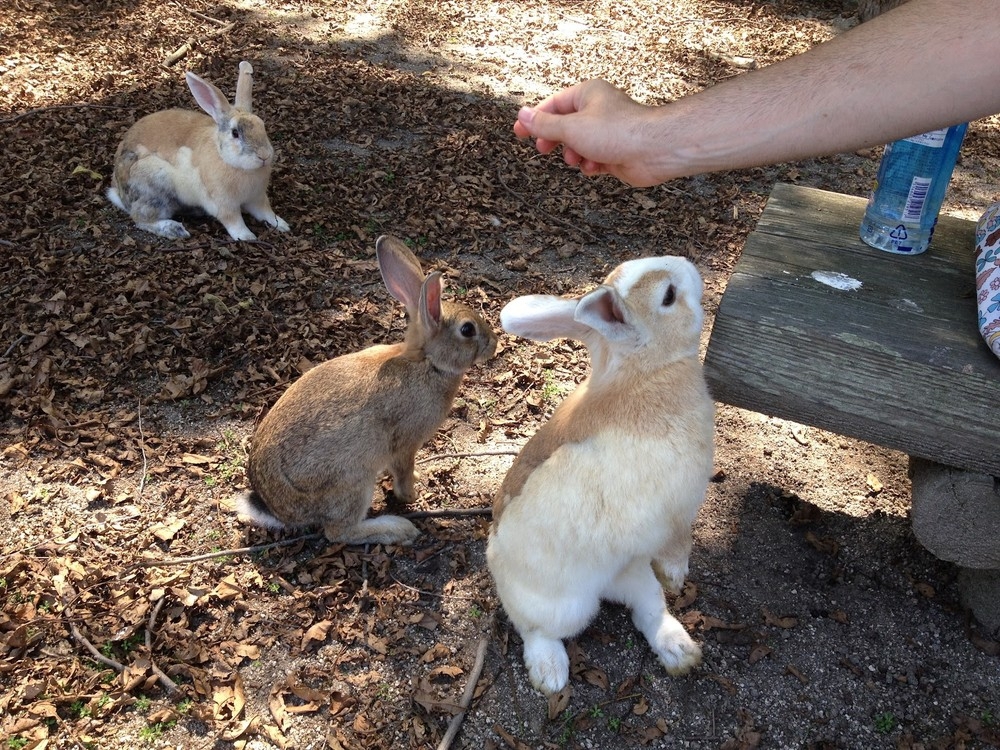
[231,128,240,139]
[459,322,477,338]
[662,284,676,307]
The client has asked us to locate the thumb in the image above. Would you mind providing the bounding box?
[517,106,567,144]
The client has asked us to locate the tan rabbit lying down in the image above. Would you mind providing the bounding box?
[487,256,715,695]
[238,235,498,545]
[107,61,289,241]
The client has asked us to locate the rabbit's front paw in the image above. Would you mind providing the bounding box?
[228,227,258,242]
[221,218,257,241]
[270,215,290,232]
[522,634,569,695]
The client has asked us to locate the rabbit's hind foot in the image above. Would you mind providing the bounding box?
[324,514,419,546]
[522,631,570,696]
[136,219,190,239]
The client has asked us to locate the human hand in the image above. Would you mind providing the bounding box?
[513,80,665,187]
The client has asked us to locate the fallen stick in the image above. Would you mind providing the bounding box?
[134,533,323,567]
[66,615,126,673]
[416,449,518,464]
[145,597,179,694]
[136,507,493,567]
[402,507,491,520]
[437,631,491,750]
[161,21,237,68]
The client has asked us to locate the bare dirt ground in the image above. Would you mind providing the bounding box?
[2,0,999,749]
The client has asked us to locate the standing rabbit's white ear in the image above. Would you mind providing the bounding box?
[376,235,425,312]
[235,61,254,112]
[185,72,232,126]
[574,286,635,343]
[500,295,588,342]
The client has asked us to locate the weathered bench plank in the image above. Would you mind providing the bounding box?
[704,183,1000,477]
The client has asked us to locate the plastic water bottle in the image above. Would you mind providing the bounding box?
[859,123,968,254]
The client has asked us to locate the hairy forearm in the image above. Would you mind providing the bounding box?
[646,0,1000,180]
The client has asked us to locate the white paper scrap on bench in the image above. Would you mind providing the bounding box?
[810,270,862,291]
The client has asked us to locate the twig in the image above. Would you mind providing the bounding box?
[134,533,322,567]
[162,21,237,68]
[145,597,179,694]
[3,334,27,359]
[136,398,148,502]
[0,103,129,125]
[402,507,492,520]
[62,599,125,673]
[416,450,519,464]
[169,1,230,26]
[438,630,491,750]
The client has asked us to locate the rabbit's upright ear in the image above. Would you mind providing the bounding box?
[376,235,425,311]
[235,61,254,112]
[501,295,588,342]
[574,286,635,343]
[186,72,233,126]
[417,272,444,336]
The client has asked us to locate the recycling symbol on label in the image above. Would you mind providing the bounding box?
[890,224,908,240]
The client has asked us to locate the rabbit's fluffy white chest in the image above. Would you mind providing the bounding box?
[489,429,710,592]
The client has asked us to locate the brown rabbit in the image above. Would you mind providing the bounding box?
[237,235,498,545]
[107,61,289,241]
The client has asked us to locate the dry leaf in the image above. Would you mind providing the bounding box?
[762,608,799,628]
[582,667,609,690]
[300,619,333,651]
[805,531,840,555]
[151,517,185,541]
[785,664,809,684]
[748,644,773,664]
[428,664,463,680]
[420,643,450,663]
[547,686,572,720]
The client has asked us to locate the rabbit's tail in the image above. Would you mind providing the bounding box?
[234,490,287,530]
[106,186,126,212]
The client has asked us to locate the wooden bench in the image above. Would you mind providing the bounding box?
[704,183,1000,632]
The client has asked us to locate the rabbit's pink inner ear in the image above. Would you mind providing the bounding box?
[575,286,631,340]
[186,72,231,125]
[420,273,444,329]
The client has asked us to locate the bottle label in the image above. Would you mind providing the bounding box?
[902,176,933,222]
[902,129,948,148]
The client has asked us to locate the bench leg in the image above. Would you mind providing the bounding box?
[958,568,1000,637]
[909,457,1000,634]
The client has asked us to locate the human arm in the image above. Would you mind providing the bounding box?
[513,0,1000,187]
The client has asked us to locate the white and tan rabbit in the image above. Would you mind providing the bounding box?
[107,61,289,241]
[237,235,498,545]
[487,256,715,696]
